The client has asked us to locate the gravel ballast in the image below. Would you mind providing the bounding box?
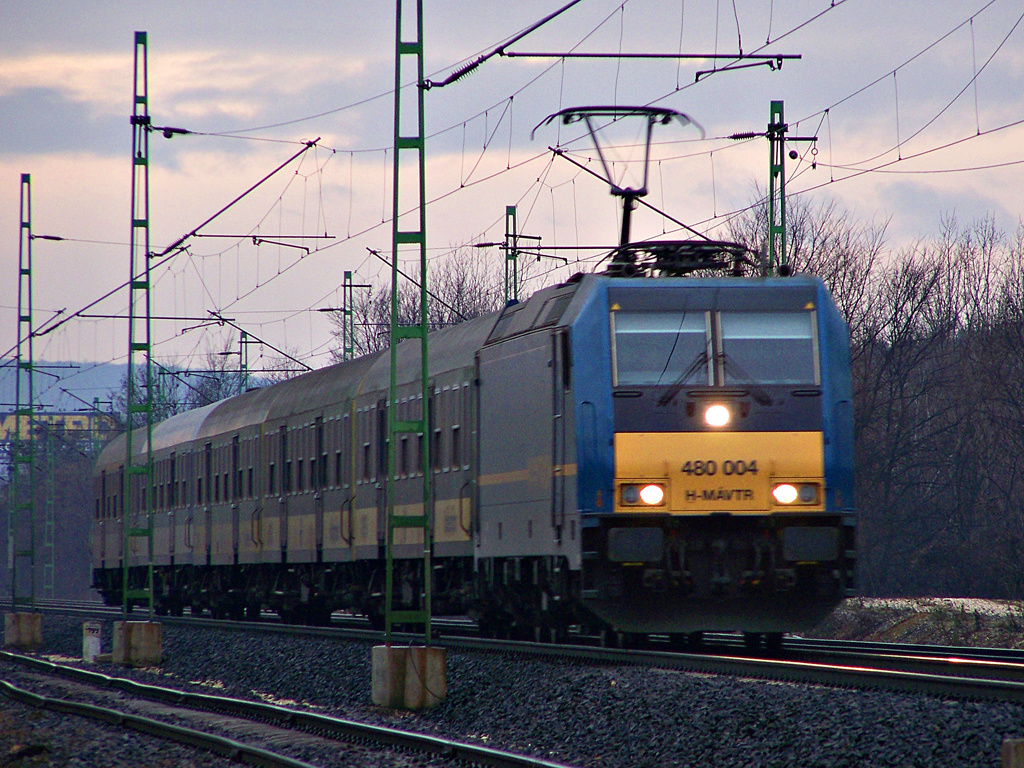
[7,614,1024,767]
[0,688,242,768]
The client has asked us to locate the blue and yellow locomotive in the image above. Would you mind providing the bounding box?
[566,273,855,639]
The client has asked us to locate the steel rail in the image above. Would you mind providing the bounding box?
[0,651,575,768]
[17,599,1024,700]
[0,677,319,768]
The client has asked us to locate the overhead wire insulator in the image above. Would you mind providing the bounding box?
[422,57,485,90]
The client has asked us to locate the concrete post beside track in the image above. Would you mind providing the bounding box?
[3,613,42,650]
[112,620,162,667]
[1004,739,1024,767]
[372,645,447,710]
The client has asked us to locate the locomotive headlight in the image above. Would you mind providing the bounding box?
[639,484,665,505]
[621,484,641,504]
[704,404,731,427]
[772,483,820,505]
[798,484,818,503]
[620,483,666,506]
[772,483,799,504]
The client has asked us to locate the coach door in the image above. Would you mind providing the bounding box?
[314,417,325,561]
[551,329,570,542]
[168,452,177,563]
[279,425,289,562]
[375,399,387,547]
[231,436,241,565]
[204,443,213,566]
[343,410,355,550]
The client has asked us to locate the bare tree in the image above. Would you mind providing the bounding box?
[110,333,305,425]
[328,246,506,360]
[726,193,1024,598]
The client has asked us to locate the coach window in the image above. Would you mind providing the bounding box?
[461,382,470,468]
[169,455,176,506]
[315,417,325,490]
[204,443,213,504]
[451,426,461,469]
[717,311,818,385]
[432,428,443,472]
[612,311,711,387]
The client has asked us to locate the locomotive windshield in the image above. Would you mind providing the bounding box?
[613,311,709,386]
[719,311,817,385]
[613,309,818,387]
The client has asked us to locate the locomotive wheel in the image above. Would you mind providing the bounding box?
[367,610,385,632]
[615,631,639,649]
[765,632,784,653]
[475,616,492,638]
[669,632,704,651]
[743,632,763,651]
[545,621,568,644]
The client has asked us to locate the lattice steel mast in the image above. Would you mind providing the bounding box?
[122,31,155,619]
[504,206,520,304]
[385,0,432,644]
[767,101,787,275]
[10,173,36,612]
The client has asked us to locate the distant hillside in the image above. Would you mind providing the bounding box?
[0,359,126,416]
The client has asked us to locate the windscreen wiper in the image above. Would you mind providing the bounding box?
[718,354,773,406]
[656,351,709,406]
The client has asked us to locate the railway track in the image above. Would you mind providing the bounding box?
[12,599,1024,703]
[0,650,574,768]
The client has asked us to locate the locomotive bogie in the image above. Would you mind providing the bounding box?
[582,514,854,633]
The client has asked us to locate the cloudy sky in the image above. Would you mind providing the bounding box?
[2,0,1023,379]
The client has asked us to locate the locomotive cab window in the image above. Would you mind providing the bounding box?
[612,311,711,387]
[718,311,819,385]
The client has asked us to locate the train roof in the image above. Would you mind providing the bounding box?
[96,272,838,470]
[96,304,503,469]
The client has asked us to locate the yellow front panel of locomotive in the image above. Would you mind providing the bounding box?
[614,431,825,514]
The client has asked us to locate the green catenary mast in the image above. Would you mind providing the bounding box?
[504,205,520,304]
[767,100,787,274]
[122,31,155,619]
[385,0,433,644]
[10,173,36,611]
